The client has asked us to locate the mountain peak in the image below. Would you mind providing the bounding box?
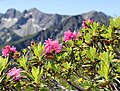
[23,10,28,14]
[6,8,17,13]
[81,11,110,21]
[5,8,21,18]
[29,8,43,13]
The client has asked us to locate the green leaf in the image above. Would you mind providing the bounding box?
[31,66,43,84]
[45,61,51,70]
[66,47,72,53]
[81,50,87,56]
[86,47,96,62]
[90,47,96,61]
[38,67,43,80]
[22,71,34,80]
[33,43,44,60]
[32,66,39,78]
[84,33,92,43]
[101,26,112,39]
[18,56,28,71]
[99,51,114,81]
[0,57,8,75]
[0,73,6,83]
[52,64,61,73]
[63,62,71,70]
[76,40,83,45]
[110,17,120,29]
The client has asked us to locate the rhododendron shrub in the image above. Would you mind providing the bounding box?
[0,17,120,91]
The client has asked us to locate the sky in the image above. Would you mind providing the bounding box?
[0,0,120,16]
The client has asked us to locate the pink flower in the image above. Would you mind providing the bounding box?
[7,67,21,80]
[44,39,53,53]
[10,46,16,52]
[2,45,16,57]
[2,49,9,57]
[82,21,87,28]
[82,18,94,28]
[44,38,62,54]
[5,45,11,51]
[52,40,62,54]
[64,30,77,42]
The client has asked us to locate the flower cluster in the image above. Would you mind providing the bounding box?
[64,30,77,42]
[2,45,16,57]
[44,38,62,54]
[82,18,94,28]
[7,67,21,81]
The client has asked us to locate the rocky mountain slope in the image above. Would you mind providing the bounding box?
[0,8,111,50]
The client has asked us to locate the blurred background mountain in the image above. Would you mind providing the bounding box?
[0,8,111,50]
